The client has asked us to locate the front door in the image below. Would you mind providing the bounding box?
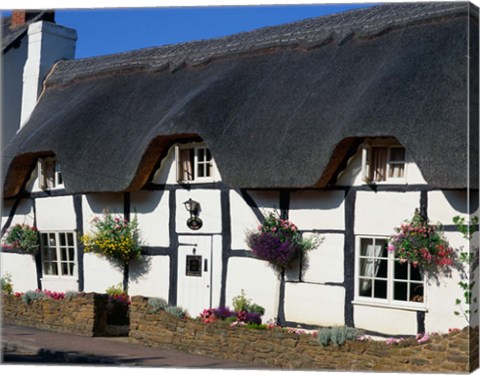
[177,235,212,317]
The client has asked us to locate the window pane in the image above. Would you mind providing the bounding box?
[61,263,69,276]
[206,149,212,161]
[389,148,405,162]
[376,258,388,278]
[198,148,205,161]
[48,233,56,246]
[197,163,205,178]
[51,263,58,275]
[411,265,423,281]
[179,149,194,181]
[359,258,374,277]
[67,233,74,246]
[394,261,409,280]
[371,147,388,182]
[394,281,408,301]
[69,248,75,261]
[43,262,51,275]
[373,280,387,299]
[41,233,48,245]
[206,163,212,177]
[60,233,66,247]
[359,278,372,297]
[69,263,75,275]
[61,248,67,261]
[410,283,424,302]
[50,249,57,261]
[388,163,405,178]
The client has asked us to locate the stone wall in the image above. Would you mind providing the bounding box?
[128,296,477,372]
[2,292,108,337]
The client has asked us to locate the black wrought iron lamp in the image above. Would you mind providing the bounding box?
[183,198,203,230]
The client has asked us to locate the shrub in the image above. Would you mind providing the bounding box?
[1,273,13,295]
[22,290,47,304]
[317,327,362,346]
[148,297,169,313]
[2,224,39,254]
[232,290,265,316]
[106,283,124,296]
[81,212,143,262]
[165,305,188,319]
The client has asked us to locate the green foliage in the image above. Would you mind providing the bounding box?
[453,216,479,240]
[148,297,169,313]
[105,283,124,296]
[22,290,47,304]
[225,316,237,323]
[81,212,143,263]
[453,215,479,322]
[244,323,267,330]
[232,289,266,316]
[165,305,188,319]
[1,273,13,295]
[2,224,39,254]
[317,327,362,347]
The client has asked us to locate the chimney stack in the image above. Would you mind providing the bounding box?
[10,10,55,28]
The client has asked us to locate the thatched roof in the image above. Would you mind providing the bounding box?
[3,2,478,197]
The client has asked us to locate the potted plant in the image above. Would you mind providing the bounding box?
[2,224,39,254]
[388,209,454,275]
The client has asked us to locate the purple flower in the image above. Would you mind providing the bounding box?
[247,232,300,268]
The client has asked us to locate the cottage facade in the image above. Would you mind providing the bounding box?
[1,2,478,336]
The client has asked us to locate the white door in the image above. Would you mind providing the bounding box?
[177,235,213,318]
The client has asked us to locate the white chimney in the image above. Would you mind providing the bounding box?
[20,21,77,127]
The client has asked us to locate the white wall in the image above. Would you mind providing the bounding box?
[355,191,421,235]
[83,253,124,293]
[289,190,344,230]
[226,257,279,322]
[175,189,222,234]
[131,190,170,247]
[35,196,76,230]
[285,282,345,327]
[2,198,35,227]
[1,253,37,292]
[82,193,124,233]
[128,255,170,299]
[354,304,418,335]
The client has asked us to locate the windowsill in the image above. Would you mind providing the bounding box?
[177,179,216,185]
[41,276,78,281]
[352,299,427,312]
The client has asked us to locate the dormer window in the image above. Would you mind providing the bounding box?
[38,157,63,190]
[362,143,406,183]
[175,144,214,183]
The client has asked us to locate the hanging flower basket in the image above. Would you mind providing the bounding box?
[2,224,39,254]
[388,210,454,273]
[246,212,320,271]
[80,212,143,263]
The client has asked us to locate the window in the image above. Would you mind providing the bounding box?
[356,237,424,306]
[40,232,77,277]
[38,157,63,190]
[362,145,406,183]
[176,145,214,183]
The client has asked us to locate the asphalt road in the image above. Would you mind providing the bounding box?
[1,323,262,369]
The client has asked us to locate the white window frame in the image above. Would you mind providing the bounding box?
[175,144,215,183]
[38,157,64,190]
[354,236,426,311]
[361,142,407,184]
[40,231,77,279]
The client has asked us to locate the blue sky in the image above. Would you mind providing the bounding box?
[3,4,374,58]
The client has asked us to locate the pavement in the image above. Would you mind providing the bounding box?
[0,323,262,369]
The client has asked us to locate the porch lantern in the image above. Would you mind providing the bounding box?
[183,198,203,230]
